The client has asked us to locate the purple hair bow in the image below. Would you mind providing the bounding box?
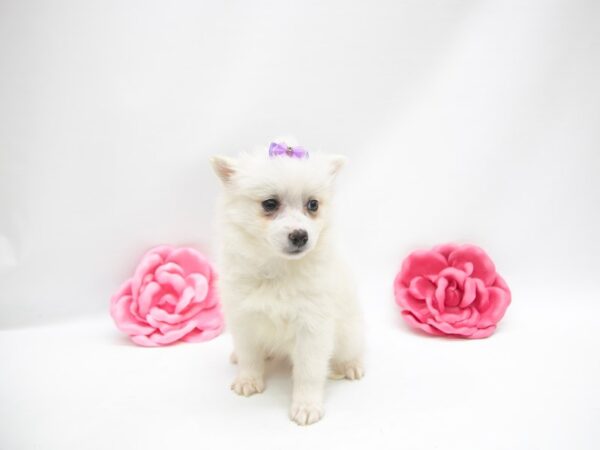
[269,142,309,159]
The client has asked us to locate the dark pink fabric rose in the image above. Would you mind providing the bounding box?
[110,246,224,346]
[394,244,511,339]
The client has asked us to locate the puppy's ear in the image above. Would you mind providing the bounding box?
[210,156,237,184]
[329,155,347,177]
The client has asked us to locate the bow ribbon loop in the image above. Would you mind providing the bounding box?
[269,142,309,159]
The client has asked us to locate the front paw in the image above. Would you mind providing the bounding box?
[290,402,323,426]
[330,360,364,380]
[231,376,264,396]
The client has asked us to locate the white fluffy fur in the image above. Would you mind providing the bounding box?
[210,148,364,426]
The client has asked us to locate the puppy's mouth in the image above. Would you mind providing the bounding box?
[282,247,309,259]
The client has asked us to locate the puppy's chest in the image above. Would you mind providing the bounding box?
[252,284,308,312]
[240,277,327,323]
[245,286,320,348]
[229,271,337,349]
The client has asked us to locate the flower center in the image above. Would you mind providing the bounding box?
[445,283,461,307]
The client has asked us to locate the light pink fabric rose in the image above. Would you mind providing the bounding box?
[394,243,511,339]
[110,246,224,346]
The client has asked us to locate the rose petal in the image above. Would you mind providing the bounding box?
[426,318,478,337]
[147,321,198,345]
[148,303,205,325]
[431,243,459,260]
[144,314,162,330]
[157,262,185,276]
[408,276,435,300]
[463,262,474,276]
[175,286,196,314]
[494,274,511,291]
[394,286,430,322]
[425,293,443,321]
[448,245,497,286]
[130,253,163,299]
[137,281,162,317]
[479,286,511,327]
[169,307,225,344]
[110,295,155,336]
[111,280,132,304]
[469,326,496,339]
[445,288,460,307]
[438,267,467,287]
[129,297,141,320]
[439,307,472,324]
[460,277,477,308]
[454,306,480,327]
[182,326,224,343]
[187,274,209,303]
[187,306,224,329]
[130,320,199,345]
[131,334,161,347]
[166,248,212,277]
[435,277,449,310]
[147,314,190,335]
[398,250,448,286]
[155,268,186,294]
[401,311,445,336]
[200,289,219,309]
[145,245,173,260]
[473,278,489,310]
[159,293,177,306]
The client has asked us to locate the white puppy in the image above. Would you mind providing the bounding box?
[210,144,364,426]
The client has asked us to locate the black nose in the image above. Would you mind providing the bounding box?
[288,229,308,248]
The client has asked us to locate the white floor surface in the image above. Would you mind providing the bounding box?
[1,284,599,450]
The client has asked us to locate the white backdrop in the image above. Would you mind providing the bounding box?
[1,1,600,449]
[2,0,599,327]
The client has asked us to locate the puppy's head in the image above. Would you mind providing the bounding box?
[210,148,345,260]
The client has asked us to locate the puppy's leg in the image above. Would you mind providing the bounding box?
[330,316,365,381]
[290,322,334,426]
[229,352,273,365]
[230,322,265,397]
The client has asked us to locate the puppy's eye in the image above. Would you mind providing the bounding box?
[262,199,279,213]
[307,199,319,212]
